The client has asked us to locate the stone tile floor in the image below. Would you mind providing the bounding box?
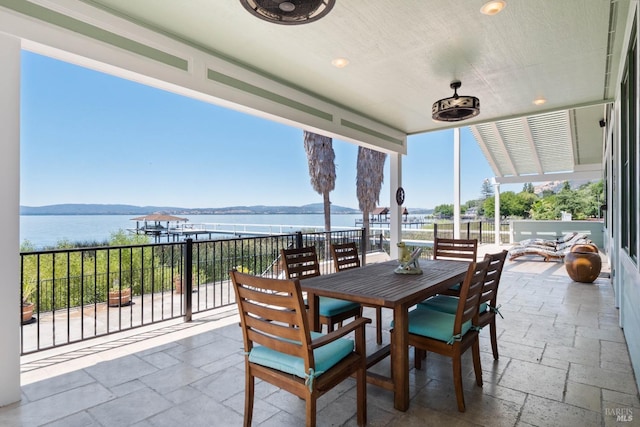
[2,247,639,426]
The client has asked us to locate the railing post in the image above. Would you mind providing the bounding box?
[479,221,483,244]
[466,222,471,239]
[185,238,193,322]
[360,228,367,266]
[434,223,438,240]
[295,231,303,249]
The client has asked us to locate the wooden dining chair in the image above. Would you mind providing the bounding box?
[330,242,383,345]
[418,250,508,360]
[433,237,478,261]
[230,270,370,427]
[432,237,478,295]
[281,246,362,332]
[397,258,490,412]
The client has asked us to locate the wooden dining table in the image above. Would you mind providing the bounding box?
[300,258,469,411]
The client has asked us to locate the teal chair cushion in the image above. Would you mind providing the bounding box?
[391,308,472,343]
[448,283,461,292]
[319,297,360,317]
[418,295,487,314]
[249,331,354,379]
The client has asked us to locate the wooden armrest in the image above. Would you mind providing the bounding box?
[310,317,371,349]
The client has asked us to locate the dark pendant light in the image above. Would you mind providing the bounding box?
[432,81,480,122]
[239,0,336,25]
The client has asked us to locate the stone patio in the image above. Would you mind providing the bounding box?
[2,246,638,426]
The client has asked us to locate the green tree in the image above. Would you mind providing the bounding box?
[523,182,534,193]
[434,204,454,218]
[481,179,494,200]
[555,181,587,219]
[530,195,559,219]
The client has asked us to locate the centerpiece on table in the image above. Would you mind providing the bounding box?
[394,242,423,275]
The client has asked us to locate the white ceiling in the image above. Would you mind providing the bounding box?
[4,0,631,181]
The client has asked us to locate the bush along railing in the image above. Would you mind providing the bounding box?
[20,228,365,354]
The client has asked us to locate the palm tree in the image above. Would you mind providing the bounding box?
[303,131,335,232]
[356,147,387,250]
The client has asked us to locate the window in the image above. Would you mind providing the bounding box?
[621,21,638,262]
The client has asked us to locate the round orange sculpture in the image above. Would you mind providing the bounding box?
[565,244,602,283]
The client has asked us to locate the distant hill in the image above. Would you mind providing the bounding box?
[19,203,435,216]
[19,203,362,215]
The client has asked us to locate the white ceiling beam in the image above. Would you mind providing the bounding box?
[408,100,612,136]
[521,117,545,175]
[469,126,503,178]
[490,122,518,176]
[494,169,603,184]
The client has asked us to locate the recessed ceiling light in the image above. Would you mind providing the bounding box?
[331,58,349,68]
[480,1,506,16]
[533,97,547,106]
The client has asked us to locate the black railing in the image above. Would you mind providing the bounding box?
[374,220,510,258]
[20,228,365,354]
[433,220,510,243]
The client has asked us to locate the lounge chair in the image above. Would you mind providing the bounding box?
[509,232,590,262]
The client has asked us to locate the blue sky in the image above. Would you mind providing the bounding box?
[20,51,520,210]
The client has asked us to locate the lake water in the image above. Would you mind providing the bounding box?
[20,214,367,248]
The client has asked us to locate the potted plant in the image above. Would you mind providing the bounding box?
[173,275,184,294]
[173,274,198,294]
[108,280,131,307]
[21,281,36,324]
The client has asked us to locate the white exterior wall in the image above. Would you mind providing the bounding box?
[0,32,22,406]
[609,1,640,393]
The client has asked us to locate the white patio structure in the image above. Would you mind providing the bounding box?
[1,0,639,417]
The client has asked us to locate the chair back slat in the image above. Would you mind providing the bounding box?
[454,258,490,333]
[281,246,321,279]
[242,300,300,329]
[246,326,305,355]
[239,286,297,310]
[479,250,508,307]
[434,238,478,261]
[331,242,361,272]
[231,270,312,362]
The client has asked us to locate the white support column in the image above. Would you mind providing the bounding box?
[453,128,461,238]
[390,152,402,259]
[0,33,22,406]
[493,179,501,245]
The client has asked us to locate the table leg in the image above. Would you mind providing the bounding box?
[392,305,410,411]
[308,292,321,332]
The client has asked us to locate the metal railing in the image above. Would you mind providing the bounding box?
[432,220,510,243]
[372,220,511,258]
[20,228,366,354]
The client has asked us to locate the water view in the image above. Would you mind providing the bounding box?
[20,214,369,248]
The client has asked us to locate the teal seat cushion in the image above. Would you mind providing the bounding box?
[417,295,487,314]
[319,297,360,317]
[248,331,354,379]
[391,308,471,343]
[448,283,461,292]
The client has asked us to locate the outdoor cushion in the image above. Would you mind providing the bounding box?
[249,331,353,379]
[318,297,361,317]
[392,308,472,343]
[417,295,488,314]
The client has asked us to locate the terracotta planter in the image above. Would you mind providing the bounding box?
[173,276,184,294]
[21,302,34,323]
[565,251,602,283]
[108,287,131,307]
[174,276,195,294]
[570,243,599,254]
